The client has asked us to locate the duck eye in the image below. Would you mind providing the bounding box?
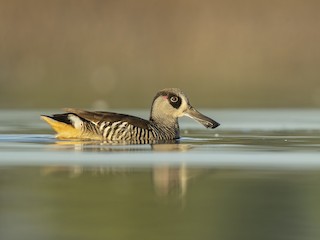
[170,96,179,103]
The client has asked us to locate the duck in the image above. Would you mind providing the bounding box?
[41,88,220,141]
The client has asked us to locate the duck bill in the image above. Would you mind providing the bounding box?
[184,107,220,129]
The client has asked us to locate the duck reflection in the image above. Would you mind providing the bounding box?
[41,163,192,198]
[49,138,192,152]
[41,164,191,201]
[152,164,188,197]
[41,139,194,197]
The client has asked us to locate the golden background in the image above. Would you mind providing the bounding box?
[0,0,319,108]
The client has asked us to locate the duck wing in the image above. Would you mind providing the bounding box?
[64,108,150,130]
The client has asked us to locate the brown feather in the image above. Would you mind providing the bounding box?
[64,108,150,129]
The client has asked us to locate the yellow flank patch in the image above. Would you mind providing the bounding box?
[41,116,82,139]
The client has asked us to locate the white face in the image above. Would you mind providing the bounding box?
[151,88,220,129]
[151,90,189,119]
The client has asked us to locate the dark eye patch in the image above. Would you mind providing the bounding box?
[168,94,182,109]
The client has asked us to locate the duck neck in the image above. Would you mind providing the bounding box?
[149,114,180,139]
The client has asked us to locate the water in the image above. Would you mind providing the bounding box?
[1,109,320,240]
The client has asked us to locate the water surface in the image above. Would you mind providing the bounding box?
[1,109,320,240]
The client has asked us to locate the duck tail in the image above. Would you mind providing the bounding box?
[41,114,82,139]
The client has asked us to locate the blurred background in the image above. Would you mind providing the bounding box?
[0,0,319,109]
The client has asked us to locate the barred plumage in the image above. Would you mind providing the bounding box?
[41,88,220,142]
